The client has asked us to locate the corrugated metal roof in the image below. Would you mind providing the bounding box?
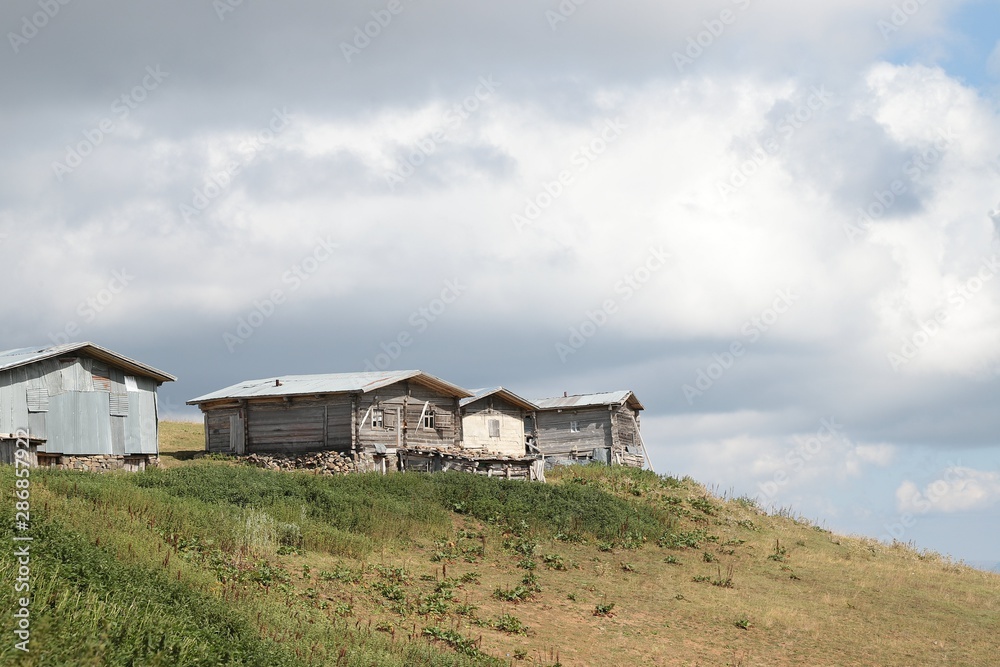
[188,370,472,405]
[0,342,176,383]
[460,387,536,411]
[532,390,643,411]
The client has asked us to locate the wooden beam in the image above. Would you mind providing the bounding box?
[351,393,358,453]
[358,405,373,431]
[631,412,654,472]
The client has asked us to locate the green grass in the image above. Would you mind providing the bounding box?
[0,517,301,666]
[1,423,999,666]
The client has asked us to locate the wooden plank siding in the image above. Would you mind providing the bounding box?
[610,403,644,466]
[533,401,645,468]
[534,406,614,459]
[196,379,463,462]
[247,401,325,453]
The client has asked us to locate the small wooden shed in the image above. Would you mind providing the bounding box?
[531,391,647,468]
[0,342,176,471]
[459,387,536,457]
[187,370,472,472]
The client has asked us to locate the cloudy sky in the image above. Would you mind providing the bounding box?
[3,0,1000,564]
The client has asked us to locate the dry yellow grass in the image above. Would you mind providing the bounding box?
[151,421,1000,666]
[157,420,205,466]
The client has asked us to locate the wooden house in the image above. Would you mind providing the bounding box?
[531,391,647,468]
[187,370,472,473]
[0,342,176,471]
[459,387,536,457]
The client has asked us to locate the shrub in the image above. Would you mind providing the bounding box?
[593,603,616,617]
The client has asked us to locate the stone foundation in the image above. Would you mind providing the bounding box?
[242,450,357,475]
[36,454,158,472]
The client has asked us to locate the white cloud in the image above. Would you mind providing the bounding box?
[855,443,896,466]
[646,413,896,504]
[896,467,1000,514]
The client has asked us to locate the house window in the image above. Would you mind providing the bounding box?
[422,412,435,429]
[488,419,500,438]
[372,409,384,429]
[570,420,579,433]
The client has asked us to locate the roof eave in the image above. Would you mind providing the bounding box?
[1,342,176,383]
[462,387,536,411]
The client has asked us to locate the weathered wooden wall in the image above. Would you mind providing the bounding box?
[198,380,463,461]
[356,381,461,452]
[204,405,238,453]
[461,395,525,456]
[534,406,613,459]
[533,403,645,468]
[247,400,325,453]
[0,439,37,466]
[610,404,644,467]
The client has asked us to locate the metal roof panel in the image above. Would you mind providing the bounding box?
[0,342,175,383]
[460,386,537,411]
[188,370,472,404]
[531,390,643,411]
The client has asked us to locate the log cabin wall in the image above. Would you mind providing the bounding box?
[534,406,614,459]
[204,405,239,453]
[610,403,644,467]
[354,381,461,453]
[403,382,461,448]
[199,379,464,465]
[354,383,407,453]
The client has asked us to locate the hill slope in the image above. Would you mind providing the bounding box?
[1,422,997,666]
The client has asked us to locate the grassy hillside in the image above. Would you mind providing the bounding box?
[1,423,997,666]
